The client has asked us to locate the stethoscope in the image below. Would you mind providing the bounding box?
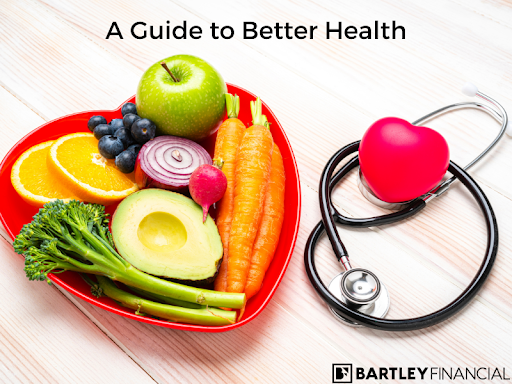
[304,83,510,331]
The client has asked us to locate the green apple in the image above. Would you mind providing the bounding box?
[136,55,227,141]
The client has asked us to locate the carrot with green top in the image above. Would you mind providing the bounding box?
[226,97,273,293]
[213,94,246,292]
[244,143,285,299]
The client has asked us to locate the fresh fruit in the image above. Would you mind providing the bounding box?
[189,164,227,222]
[123,113,140,129]
[127,143,142,155]
[134,135,211,191]
[87,115,107,132]
[98,135,124,159]
[10,141,79,206]
[115,149,137,173]
[114,127,135,149]
[93,123,114,140]
[136,54,227,140]
[131,118,156,144]
[47,132,138,205]
[109,118,124,131]
[121,102,137,116]
[111,189,224,285]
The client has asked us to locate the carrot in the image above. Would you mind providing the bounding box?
[244,143,285,299]
[213,94,246,292]
[226,98,273,293]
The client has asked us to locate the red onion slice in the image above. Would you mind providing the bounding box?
[134,136,212,191]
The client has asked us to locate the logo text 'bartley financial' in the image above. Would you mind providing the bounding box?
[355,366,510,381]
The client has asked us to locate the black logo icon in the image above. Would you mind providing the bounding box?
[333,364,352,383]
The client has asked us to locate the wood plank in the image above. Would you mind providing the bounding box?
[0,86,45,160]
[0,237,155,383]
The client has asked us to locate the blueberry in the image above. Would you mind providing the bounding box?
[109,118,124,131]
[123,113,141,130]
[115,150,137,173]
[94,123,115,140]
[131,118,156,144]
[121,102,137,116]
[87,115,107,132]
[98,135,124,159]
[126,144,142,156]
[114,127,135,149]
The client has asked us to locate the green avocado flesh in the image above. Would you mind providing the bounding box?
[112,189,223,283]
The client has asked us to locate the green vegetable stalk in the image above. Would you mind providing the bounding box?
[225,93,240,119]
[14,200,246,311]
[93,276,236,326]
[250,97,269,129]
[128,285,204,309]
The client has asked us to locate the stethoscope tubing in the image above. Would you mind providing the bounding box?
[304,141,498,331]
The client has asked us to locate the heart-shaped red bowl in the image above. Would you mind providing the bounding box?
[0,83,301,332]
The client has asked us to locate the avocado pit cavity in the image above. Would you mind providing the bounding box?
[137,211,187,252]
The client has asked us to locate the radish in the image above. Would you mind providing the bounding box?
[189,164,227,223]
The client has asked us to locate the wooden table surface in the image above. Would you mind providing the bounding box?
[1,0,512,382]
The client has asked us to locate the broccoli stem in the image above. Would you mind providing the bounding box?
[128,286,204,309]
[77,227,128,269]
[114,266,246,309]
[96,276,236,326]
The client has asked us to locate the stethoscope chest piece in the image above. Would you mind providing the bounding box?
[327,268,390,327]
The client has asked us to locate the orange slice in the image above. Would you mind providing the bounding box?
[11,140,80,207]
[47,132,138,205]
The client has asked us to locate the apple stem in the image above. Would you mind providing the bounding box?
[160,61,179,83]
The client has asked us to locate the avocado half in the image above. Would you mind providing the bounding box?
[111,189,223,285]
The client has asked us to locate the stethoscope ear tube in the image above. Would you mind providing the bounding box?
[305,141,498,331]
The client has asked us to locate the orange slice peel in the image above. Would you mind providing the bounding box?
[47,132,138,205]
[11,140,79,207]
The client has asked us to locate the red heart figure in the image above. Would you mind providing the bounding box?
[359,117,449,203]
